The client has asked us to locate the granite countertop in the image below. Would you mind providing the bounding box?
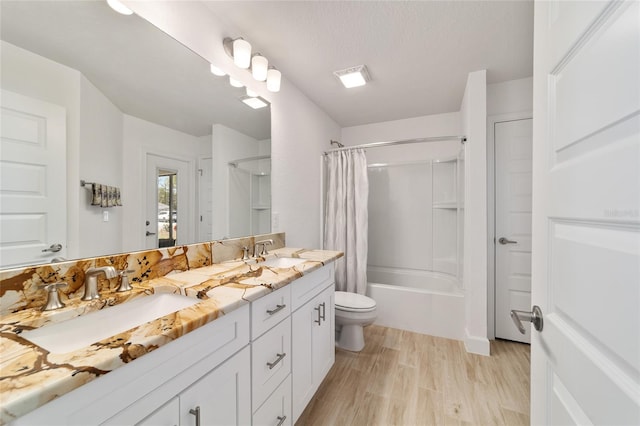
[0,247,342,423]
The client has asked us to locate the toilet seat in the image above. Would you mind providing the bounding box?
[335,291,376,312]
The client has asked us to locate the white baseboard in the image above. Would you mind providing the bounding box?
[464,328,490,356]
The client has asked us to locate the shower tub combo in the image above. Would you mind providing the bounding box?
[367,267,464,340]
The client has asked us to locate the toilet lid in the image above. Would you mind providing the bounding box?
[335,291,376,311]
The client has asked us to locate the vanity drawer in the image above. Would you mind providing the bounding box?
[252,317,291,410]
[291,263,334,311]
[253,374,291,426]
[251,285,291,340]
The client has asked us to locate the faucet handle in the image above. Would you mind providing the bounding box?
[256,239,273,256]
[38,282,68,311]
[116,269,134,293]
[241,246,250,261]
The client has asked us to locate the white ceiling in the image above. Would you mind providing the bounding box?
[204,0,534,127]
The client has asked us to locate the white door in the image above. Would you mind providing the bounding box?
[530,1,639,424]
[145,153,193,249]
[0,90,66,268]
[495,118,533,343]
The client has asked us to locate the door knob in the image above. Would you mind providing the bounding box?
[510,306,543,334]
[498,237,518,245]
[42,243,63,253]
[146,231,156,236]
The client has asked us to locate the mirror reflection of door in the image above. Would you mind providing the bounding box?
[157,170,178,248]
[146,153,192,250]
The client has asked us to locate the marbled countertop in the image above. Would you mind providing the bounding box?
[0,248,342,423]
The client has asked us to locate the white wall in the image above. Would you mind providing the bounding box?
[78,76,124,257]
[121,115,201,252]
[461,70,490,355]
[123,1,341,249]
[487,77,533,117]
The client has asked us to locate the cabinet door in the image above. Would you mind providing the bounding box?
[291,285,335,422]
[136,397,179,426]
[180,346,251,426]
[312,287,335,386]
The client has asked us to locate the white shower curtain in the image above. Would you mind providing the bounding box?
[323,149,368,294]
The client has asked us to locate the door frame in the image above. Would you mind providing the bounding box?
[487,111,532,340]
[142,147,196,250]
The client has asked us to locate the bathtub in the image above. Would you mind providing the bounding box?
[366,266,465,340]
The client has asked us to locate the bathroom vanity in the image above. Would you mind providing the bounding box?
[0,237,341,425]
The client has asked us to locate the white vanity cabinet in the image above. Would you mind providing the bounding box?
[291,264,335,422]
[133,347,251,426]
[9,262,337,426]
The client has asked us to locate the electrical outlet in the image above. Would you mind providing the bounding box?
[103,211,109,222]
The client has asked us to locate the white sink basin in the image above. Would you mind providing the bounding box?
[261,257,306,268]
[21,293,199,354]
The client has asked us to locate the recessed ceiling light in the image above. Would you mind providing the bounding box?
[240,96,269,109]
[333,65,370,88]
[106,0,133,15]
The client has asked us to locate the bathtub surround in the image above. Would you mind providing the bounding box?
[339,71,490,355]
[323,149,369,294]
[0,232,343,422]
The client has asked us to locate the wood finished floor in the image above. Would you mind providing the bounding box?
[296,325,530,426]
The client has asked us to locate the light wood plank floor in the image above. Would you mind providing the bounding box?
[296,325,530,426]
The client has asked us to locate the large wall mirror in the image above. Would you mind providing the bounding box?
[0,1,271,269]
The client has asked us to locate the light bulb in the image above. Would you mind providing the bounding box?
[229,77,243,88]
[266,68,281,92]
[246,88,258,97]
[209,64,225,76]
[107,0,133,15]
[233,38,251,69]
[251,54,268,81]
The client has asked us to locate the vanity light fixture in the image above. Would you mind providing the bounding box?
[223,37,252,69]
[266,67,282,92]
[246,88,259,97]
[106,0,133,15]
[223,36,282,93]
[251,54,268,82]
[210,64,226,77]
[240,95,269,109]
[334,65,370,88]
[229,77,244,88]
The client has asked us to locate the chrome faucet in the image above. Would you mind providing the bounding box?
[82,266,117,301]
[254,239,274,257]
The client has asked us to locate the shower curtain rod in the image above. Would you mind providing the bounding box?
[228,154,271,168]
[323,135,466,155]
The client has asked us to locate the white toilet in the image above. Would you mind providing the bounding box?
[334,291,377,352]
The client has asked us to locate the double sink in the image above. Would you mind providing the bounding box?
[21,257,307,355]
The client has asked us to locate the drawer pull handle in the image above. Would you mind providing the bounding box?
[267,304,286,315]
[267,352,286,369]
[314,305,322,325]
[189,406,201,426]
[276,415,287,426]
[320,302,326,322]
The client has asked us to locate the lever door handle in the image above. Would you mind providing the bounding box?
[498,237,518,245]
[42,243,62,253]
[146,231,156,236]
[510,306,543,334]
